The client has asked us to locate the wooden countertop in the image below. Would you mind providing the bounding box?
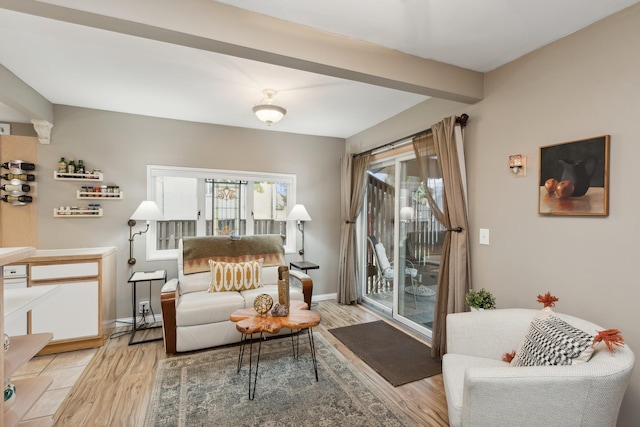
[0,247,36,267]
[22,247,117,262]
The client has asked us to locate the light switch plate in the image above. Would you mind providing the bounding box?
[479,228,490,245]
[0,123,10,135]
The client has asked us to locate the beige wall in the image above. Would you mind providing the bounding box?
[37,105,344,321]
[348,4,640,425]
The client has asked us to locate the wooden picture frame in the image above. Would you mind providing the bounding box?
[538,135,610,216]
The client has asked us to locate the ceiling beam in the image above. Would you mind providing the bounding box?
[0,64,53,124]
[0,0,483,104]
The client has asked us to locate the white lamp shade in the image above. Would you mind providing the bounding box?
[287,204,311,222]
[130,201,164,221]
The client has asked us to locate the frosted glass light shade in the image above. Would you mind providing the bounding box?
[253,89,286,125]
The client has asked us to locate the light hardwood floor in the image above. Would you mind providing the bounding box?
[53,300,450,426]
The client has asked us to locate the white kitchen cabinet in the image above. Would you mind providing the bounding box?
[21,247,116,354]
[31,280,99,340]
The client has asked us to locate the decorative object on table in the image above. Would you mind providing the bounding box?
[465,288,496,310]
[271,302,289,317]
[286,204,311,258]
[127,200,164,265]
[277,265,290,307]
[253,293,273,315]
[4,382,16,409]
[3,333,9,353]
[539,135,610,216]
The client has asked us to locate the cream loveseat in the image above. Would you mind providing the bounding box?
[443,308,634,427]
[160,235,312,354]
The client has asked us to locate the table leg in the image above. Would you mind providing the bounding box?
[307,328,318,381]
[237,333,247,373]
[243,332,263,400]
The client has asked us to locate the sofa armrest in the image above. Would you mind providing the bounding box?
[289,270,313,309]
[161,281,179,354]
[161,277,179,294]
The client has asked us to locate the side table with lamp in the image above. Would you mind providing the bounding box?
[127,200,165,344]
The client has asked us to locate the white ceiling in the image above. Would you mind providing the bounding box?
[1,0,638,138]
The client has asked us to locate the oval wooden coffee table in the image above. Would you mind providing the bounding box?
[230,300,321,399]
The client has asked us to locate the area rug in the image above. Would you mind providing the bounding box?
[144,333,413,426]
[329,320,441,386]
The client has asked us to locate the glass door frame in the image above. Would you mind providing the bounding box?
[359,151,434,339]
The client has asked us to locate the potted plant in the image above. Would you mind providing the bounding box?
[465,288,496,311]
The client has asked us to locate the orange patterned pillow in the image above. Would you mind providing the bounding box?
[208,259,263,292]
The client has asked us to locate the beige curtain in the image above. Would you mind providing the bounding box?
[413,116,470,358]
[337,153,371,304]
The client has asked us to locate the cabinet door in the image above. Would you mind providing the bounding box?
[31,262,98,281]
[30,281,99,341]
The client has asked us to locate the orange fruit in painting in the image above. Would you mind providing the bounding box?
[555,180,574,199]
[544,178,558,194]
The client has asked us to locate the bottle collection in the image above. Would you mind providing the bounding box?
[1,160,35,205]
[57,157,101,178]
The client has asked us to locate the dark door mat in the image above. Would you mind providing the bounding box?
[329,320,441,386]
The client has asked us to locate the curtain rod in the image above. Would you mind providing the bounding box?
[353,113,468,158]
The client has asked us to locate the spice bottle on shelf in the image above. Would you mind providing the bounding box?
[77,159,85,174]
[57,157,67,173]
[67,158,76,174]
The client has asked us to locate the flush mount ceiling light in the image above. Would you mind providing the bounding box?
[252,89,286,126]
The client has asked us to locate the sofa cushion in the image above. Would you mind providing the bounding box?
[511,307,594,367]
[208,259,263,292]
[176,290,245,326]
[443,353,510,427]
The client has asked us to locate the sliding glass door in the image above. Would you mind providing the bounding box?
[362,151,444,337]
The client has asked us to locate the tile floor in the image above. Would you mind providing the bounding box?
[10,347,97,424]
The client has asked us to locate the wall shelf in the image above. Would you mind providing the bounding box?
[76,190,123,200]
[53,171,103,181]
[53,208,103,217]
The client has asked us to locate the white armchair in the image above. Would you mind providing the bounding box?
[442,309,634,427]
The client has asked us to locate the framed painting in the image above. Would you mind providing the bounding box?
[538,135,610,216]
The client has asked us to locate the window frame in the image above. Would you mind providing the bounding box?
[145,164,298,261]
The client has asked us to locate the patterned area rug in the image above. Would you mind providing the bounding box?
[145,333,413,426]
